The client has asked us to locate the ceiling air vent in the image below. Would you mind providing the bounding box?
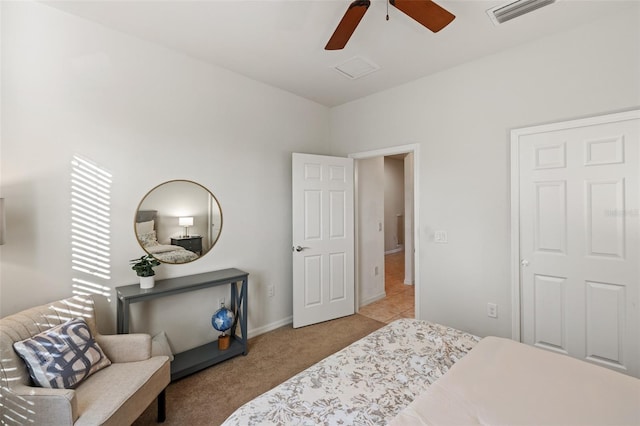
[487,0,556,25]
[333,56,380,80]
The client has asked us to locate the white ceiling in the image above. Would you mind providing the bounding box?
[43,0,636,107]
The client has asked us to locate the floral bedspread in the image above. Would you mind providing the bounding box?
[222,318,480,426]
[146,245,198,263]
[138,230,199,263]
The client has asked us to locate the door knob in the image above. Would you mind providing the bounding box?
[521,259,530,267]
[294,245,308,252]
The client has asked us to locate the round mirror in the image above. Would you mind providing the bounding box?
[134,180,222,264]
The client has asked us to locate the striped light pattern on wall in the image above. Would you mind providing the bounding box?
[70,155,112,297]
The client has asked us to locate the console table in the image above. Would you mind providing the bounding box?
[115,268,248,381]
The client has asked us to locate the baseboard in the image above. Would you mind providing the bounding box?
[384,247,404,255]
[247,315,292,339]
[359,291,386,308]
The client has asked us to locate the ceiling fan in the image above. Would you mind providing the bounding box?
[325,0,455,50]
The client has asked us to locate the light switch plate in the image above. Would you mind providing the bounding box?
[487,303,498,318]
[434,230,448,243]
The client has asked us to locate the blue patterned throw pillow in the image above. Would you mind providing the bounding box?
[13,317,111,389]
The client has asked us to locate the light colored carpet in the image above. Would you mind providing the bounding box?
[133,314,385,425]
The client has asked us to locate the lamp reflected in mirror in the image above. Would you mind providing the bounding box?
[135,180,222,264]
[179,216,194,237]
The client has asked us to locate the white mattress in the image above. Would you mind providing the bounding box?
[390,336,640,426]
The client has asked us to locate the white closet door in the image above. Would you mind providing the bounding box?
[518,113,639,377]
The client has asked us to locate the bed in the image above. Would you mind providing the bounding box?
[222,319,480,425]
[223,319,640,426]
[136,210,199,263]
[390,336,640,426]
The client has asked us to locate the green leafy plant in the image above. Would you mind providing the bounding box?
[130,254,161,277]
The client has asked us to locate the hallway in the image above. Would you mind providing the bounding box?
[358,251,414,323]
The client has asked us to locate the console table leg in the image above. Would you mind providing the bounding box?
[241,278,248,354]
[120,300,131,334]
[116,298,124,334]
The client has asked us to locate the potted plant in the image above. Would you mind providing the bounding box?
[130,254,161,289]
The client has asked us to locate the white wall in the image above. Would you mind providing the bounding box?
[0,1,330,352]
[330,7,640,338]
[383,157,404,253]
[356,157,385,306]
[2,1,639,350]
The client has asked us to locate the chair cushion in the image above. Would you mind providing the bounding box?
[74,356,169,426]
[13,317,111,389]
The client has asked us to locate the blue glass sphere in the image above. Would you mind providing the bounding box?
[211,306,234,332]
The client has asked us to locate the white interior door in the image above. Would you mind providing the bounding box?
[292,153,355,328]
[517,112,639,377]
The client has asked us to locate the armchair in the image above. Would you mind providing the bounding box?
[0,295,170,425]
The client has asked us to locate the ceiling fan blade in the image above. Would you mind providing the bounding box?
[390,0,455,33]
[325,0,371,50]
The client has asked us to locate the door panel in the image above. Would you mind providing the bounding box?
[534,181,567,254]
[329,191,346,238]
[518,113,639,377]
[533,274,567,354]
[586,179,625,258]
[329,253,346,301]
[585,280,625,368]
[292,153,354,328]
[304,255,322,306]
[304,190,322,239]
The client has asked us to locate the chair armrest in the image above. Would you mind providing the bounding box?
[96,333,151,362]
[7,383,77,424]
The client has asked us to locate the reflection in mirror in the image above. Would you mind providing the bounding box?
[135,180,222,264]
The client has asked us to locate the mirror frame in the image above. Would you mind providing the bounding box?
[134,179,223,264]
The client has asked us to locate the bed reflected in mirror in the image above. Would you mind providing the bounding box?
[135,180,222,264]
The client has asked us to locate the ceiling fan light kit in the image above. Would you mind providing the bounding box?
[487,0,557,25]
[325,0,455,51]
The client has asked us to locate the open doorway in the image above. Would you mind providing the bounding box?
[349,145,419,323]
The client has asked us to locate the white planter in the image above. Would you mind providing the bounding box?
[140,275,155,289]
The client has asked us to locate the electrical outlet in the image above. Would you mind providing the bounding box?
[374,266,379,276]
[487,303,498,318]
[267,284,275,297]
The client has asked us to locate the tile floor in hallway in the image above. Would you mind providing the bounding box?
[358,250,414,324]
